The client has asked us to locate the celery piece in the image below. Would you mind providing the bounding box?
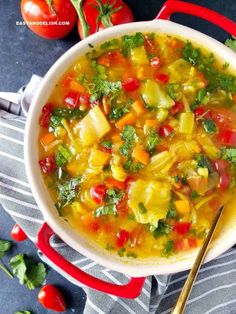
[179,112,195,134]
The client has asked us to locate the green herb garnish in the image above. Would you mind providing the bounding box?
[124,159,144,173]
[121,32,145,56]
[138,202,147,214]
[202,119,217,134]
[152,220,172,239]
[162,240,174,257]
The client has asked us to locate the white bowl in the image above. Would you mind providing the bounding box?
[25,19,236,277]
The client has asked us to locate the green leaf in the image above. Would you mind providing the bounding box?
[109,104,130,120]
[56,145,73,165]
[10,254,46,290]
[105,189,124,204]
[10,254,27,285]
[121,125,137,142]
[100,140,113,149]
[162,240,174,257]
[146,128,160,153]
[0,240,11,257]
[119,141,132,156]
[26,262,46,290]
[90,78,121,102]
[94,204,117,218]
[121,32,145,56]
[191,190,199,199]
[53,108,86,120]
[202,119,217,134]
[167,83,181,100]
[138,202,147,214]
[100,39,119,50]
[167,203,177,219]
[124,159,144,173]
[225,37,236,52]
[56,176,82,210]
[50,115,62,129]
[118,247,126,257]
[15,311,32,314]
[152,220,172,239]
[221,148,236,164]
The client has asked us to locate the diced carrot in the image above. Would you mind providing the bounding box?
[233,94,236,102]
[174,199,190,215]
[40,132,55,147]
[62,73,74,87]
[70,81,86,93]
[111,133,121,143]
[97,54,110,67]
[115,112,136,130]
[136,66,146,80]
[102,97,110,115]
[132,99,146,115]
[66,161,78,176]
[188,238,197,248]
[144,119,158,128]
[168,38,184,50]
[81,212,99,231]
[187,176,208,195]
[132,149,149,165]
[105,177,125,189]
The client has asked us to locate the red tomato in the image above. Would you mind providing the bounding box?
[80,93,91,109]
[124,176,135,191]
[122,77,140,92]
[39,156,56,174]
[105,177,125,189]
[39,103,53,128]
[64,92,80,109]
[21,0,77,39]
[211,108,236,128]
[38,285,66,312]
[150,57,161,69]
[170,102,184,115]
[11,224,27,242]
[154,73,169,84]
[188,238,197,248]
[116,229,130,247]
[98,51,126,67]
[90,184,107,204]
[116,198,129,218]
[173,222,191,235]
[193,106,209,119]
[130,225,143,247]
[217,129,236,147]
[214,160,231,190]
[159,125,174,137]
[77,0,134,39]
[174,239,185,251]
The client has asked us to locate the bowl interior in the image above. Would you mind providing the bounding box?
[25,19,236,277]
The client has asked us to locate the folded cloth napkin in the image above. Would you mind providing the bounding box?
[0,77,236,314]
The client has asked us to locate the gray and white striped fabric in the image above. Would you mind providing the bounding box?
[0,88,236,313]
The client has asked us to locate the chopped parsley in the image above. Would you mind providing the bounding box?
[167,83,181,100]
[90,78,122,102]
[167,203,177,219]
[162,240,174,257]
[124,159,144,173]
[225,37,236,52]
[119,125,137,156]
[94,204,117,218]
[0,239,11,258]
[94,188,123,218]
[121,32,145,56]
[118,247,126,257]
[152,220,172,239]
[100,39,119,50]
[138,202,147,214]
[221,148,236,165]
[109,104,130,120]
[49,115,62,129]
[202,119,217,134]
[146,128,160,153]
[56,176,82,210]
[52,108,86,120]
[105,189,124,204]
[195,154,213,172]
[191,190,199,199]
[100,140,113,149]
[55,145,73,167]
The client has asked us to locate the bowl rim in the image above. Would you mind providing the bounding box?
[24,19,236,277]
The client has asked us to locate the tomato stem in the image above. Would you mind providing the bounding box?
[70,0,90,38]
[95,0,122,29]
[0,261,14,279]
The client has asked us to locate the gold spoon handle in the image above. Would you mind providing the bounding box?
[171,206,224,314]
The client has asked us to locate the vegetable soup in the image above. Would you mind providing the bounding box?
[38,32,236,259]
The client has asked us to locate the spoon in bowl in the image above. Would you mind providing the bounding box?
[171,205,224,314]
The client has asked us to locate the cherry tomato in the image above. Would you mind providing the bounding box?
[39,155,56,174]
[90,184,107,204]
[38,285,66,312]
[170,102,184,115]
[154,73,169,84]
[116,229,130,247]
[214,160,231,190]
[122,77,140,92]
[105,177,125,189]
[173,222,191,235]
[217,129,236,147]
[21,0,77,39]
[64,92,80,109]
[11,224,27,242]
[150,57,161,69]
[193,106,207,119]
[76,0,134,39]
[159,125,174,137]
[211,108,236,128]
[39,103,53,128]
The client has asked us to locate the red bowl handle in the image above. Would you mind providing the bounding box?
[36,223,145,298]
[156,0,236,37]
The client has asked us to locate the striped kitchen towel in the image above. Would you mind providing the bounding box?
[0,78,236,314]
